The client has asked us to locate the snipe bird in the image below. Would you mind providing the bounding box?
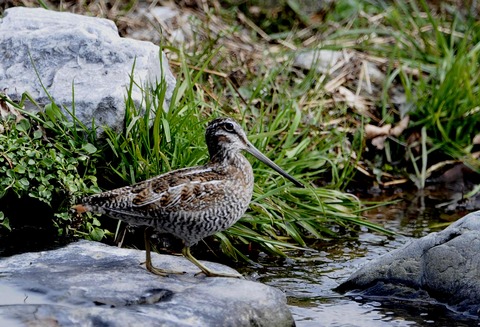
[73,117,304,278]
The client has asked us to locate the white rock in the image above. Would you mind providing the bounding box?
[294,49,343,73]
[150,6,179,21]
[0,7,176,133]
[0,240,294,326]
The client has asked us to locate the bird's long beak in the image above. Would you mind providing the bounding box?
[245,142,305,188]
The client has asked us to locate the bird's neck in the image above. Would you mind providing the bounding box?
[211,149,254,174]
[209,150,254,186]
[210,149,244,167]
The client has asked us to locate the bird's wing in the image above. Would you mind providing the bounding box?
[130,167,227,209]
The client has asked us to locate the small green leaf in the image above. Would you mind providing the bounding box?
[33,129,43,139]
[15,119,30,132]
[45,102,63,123]
[14,163,26,174]
[89,227,105,241]
[44,121,55,129]
[0,213,11,231]
[81,143,97,154]
[18,177,30,187]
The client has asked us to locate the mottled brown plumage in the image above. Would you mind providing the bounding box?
[73,117,304,277]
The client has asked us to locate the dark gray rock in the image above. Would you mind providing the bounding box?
[0,240,294,326]
[337,211,480,316]
[0,7,176,132]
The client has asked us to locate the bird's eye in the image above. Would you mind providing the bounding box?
[224,122,234,132]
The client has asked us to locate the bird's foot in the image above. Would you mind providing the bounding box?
[194,269,244,278]
[182,247,243,279]
[143,260,185,276]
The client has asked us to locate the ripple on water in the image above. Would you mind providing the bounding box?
[243,197,480,327]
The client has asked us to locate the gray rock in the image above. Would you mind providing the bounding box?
[0,7,176,133]
[337,211,480,316]
[0,240,294,327]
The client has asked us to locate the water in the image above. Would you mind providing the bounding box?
[241,192,480,326]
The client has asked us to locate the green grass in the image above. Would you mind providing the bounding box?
[97,45,386,260]
[301,0,480,185]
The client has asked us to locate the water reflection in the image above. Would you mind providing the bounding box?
[241,193,480,326]
[291,300,417,327]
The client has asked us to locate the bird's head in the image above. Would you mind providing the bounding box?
[205,117,304,188]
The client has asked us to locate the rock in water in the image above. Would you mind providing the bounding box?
[0,240,294,326]
[337,210,480,317]
[0,7,176,133]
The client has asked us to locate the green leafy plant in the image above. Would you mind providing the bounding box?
[0,94,105,239]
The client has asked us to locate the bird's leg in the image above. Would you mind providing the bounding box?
[144,229,167,276]
[143,229,184,276]
[182,246,243,278]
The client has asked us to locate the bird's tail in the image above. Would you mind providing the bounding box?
[72,204,90,214]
